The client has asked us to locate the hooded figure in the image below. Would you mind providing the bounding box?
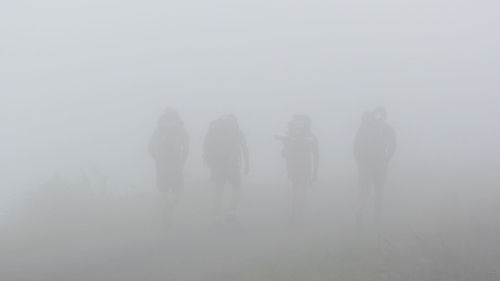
[354,107,396,224]
[149,108,189,225]
[204,114,249,220]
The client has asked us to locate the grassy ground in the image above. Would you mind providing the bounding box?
[1,180,499,281]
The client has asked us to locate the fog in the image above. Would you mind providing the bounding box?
[1,0,500,280]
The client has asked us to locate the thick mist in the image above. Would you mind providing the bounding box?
[1,0,500,280]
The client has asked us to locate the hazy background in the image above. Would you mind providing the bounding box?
[2,0,499,211]
[1,0,500,280]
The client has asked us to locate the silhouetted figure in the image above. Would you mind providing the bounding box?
[354,107,396,225]
[204,115,249,221]
[149,108,189,226]
[277,115,319,225]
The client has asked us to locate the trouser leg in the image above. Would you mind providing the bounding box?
[161,192,174,226]
[213,182,225,218]
[290,182,306,224]
[374,164,388,223]
[357,170,372,226]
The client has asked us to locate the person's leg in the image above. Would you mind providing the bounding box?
[357,164,372,226]
[230,167,242,213]
[156,165,173,226]
[167,182,183,226]
[289,180,306,225]
[287,181,294,224]
[295,182,307,223]
[374,164,388,224]
[213,182,225,219]
[161,191,174,227]
[209,166,222,217]
[374,183,383,225]
[163,166,185,227]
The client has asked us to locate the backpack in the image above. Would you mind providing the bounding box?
[150,121,186,162]
[204,118,241,166]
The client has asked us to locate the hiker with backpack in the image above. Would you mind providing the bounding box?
[276,115,319,225]
[354,107,396,225]
[204,115,249,221]
[149,108,189,226]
